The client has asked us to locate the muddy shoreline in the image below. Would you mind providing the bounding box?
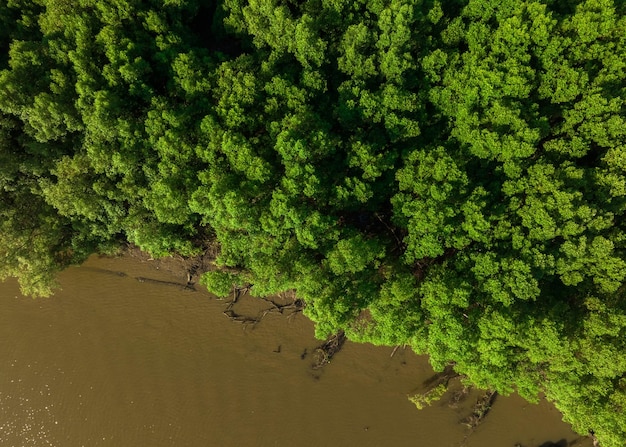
[0,250,594,446]
[92,248,595,447]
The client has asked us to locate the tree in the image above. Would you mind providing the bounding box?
[1,1,625,444]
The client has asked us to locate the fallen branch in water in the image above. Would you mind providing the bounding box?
[459,389,498,447]
[408,383,448,410]
[312,331,346,369]
[390,345,400,358]
[461,389,497,428]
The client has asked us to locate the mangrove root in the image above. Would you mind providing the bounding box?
[223,288,304,328]
[312,331,346,370]
[257,296,304,320]
[461,389,498,429]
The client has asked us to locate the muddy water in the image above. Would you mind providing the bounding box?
[0,255,591,447]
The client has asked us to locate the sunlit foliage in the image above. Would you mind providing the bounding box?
[1,1,625,444]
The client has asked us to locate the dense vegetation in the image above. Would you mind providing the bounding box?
[1,0,625,444]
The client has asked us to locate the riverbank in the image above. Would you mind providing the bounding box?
[59,250,594,447]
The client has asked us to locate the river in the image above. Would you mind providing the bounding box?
[0,254,592,447]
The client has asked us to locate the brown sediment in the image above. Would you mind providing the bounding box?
[1,252,591,446]
[101,247,590,446]
[120,242,217,289]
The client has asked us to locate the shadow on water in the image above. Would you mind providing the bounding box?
[539,439,568,447]
[79,266,128,277]
[80,265,195,290]
[516,436,593,447]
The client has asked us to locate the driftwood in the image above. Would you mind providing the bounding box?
[390,345,401,358]
[311,331,346,369]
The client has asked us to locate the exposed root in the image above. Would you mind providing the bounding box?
[590,431,600,447]
[257,296,304,319]
[458,389,498,447]
[183,246,218,290]
[312,331,346,370]
[222,287,304,329]
[461,389,498,429]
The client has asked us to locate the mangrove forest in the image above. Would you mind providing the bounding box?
[0,0,625,445]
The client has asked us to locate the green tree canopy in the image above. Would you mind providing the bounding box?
[1,1,625,445]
